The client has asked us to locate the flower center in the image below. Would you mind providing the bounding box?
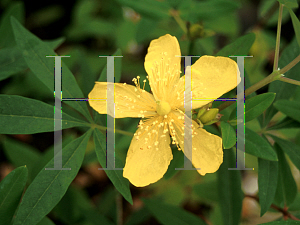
[156,100,171,116]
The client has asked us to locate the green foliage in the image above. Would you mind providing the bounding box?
[217,149,243,225]
[245,128,278,161]
[0,166,28,225]
[0,95,89,134]
[0,0,300,224]
[93,128,133,204]
[12,130,92,225]
[143,198,207,225]
[220,121,236,149]
[258,158,278,216]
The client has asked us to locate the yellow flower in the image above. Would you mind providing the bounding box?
[89,34,240,187]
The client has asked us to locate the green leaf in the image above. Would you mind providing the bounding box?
[0,38,65,82]
[0,166,28,225]
[268,117,300,130]
[273,144,297,207]
[97,49,122,82]
[289,9,300,47]
[53,186,114,225]
[245,128,278,161]
[3,138,40,181]
[12,130,92,225]
[217,149,243,225]
[0,46,27,81]
[193,180,219,202]
[274,100,300,123]
[261,221,300,225]
[143,198,207,225]
[278,0,298,8]
[163,148,184,180]
[258,158,278,216]
[0,95,89,134]
[180,0,240,23]
[217,33,256,56]
[220,121,236,149]
[0,2,25,48]
[116,0,170,20]
[36,217,55,225]
[93,128,133,205]
[245,93,276,122]
[11,17,92,121]
[266,38,300,125]
[271,136,300,171]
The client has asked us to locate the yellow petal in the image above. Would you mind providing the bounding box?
[144,34,181,101]
[123,117,173,187]
[170,112,223,175]
[174,56,240,110]
[88,82,157,118]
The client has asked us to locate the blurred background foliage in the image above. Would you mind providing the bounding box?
[1,0,300,224]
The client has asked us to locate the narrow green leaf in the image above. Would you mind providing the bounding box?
[116,0,170,20]
[193,180,219,202]
[0,38,65,81]
[0,46,27,81]
[245,128,278,161]
[261,221,300,225]
[11,17,92,121]
[36,217,55,225]
[12,130,92,225]
[274,100,300,123]
[271,136,300,171]
[266,38,300,125]
[273,144,297,207]
[217,33,255,56]
[53,186,114,225]
[0,166,28,225]
[3,138,40,181]
[245,93,276,122]
[143,198,207,225]
[163,148,184,180]
[278,0,298,8]
[289,9,300,47]
[217,149,243,225]
[180,0,240,22]
[258,158,278,216]
[220,121,236,149]
[0,2,25,48]
[93,128,133,205]
[97,49,122,82]
[0,95,89,134]
[268,117,300,130]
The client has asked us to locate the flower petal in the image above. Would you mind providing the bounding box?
[174,56,240,110]
[144,34,181,101]
[123,117,173,187]
[170,112,223,175]
[88,82,157,118]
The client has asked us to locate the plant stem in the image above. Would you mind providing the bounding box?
[217,54,300,112]
[217,70,281,112]
[170,9,187,34]
[92,123,134,136]
[278,77,300,86]
[245,194,300,221]
[116,192,123,225]
[273,3,283,71]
